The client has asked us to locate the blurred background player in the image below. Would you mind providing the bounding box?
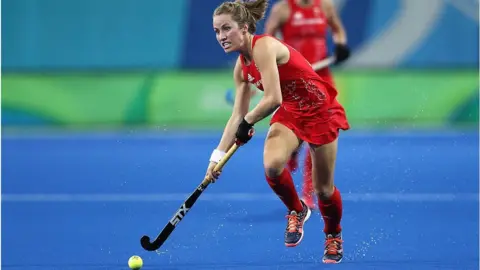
[264,0,350,209]
[208,0,349,263]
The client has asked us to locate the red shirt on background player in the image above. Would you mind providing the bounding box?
[207,0,348,263]
[264,0,350,209]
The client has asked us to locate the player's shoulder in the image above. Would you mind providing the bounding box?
[271,0,289,13]
[320,0,334,9]
[273,0,288,8]
[254,35,281,50]
[252,35,289,61]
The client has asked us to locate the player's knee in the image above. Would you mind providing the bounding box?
[312,169,335,200]
[314,183,335,200]
[263,155,286,178]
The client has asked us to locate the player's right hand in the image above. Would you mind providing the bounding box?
[334,43,350,65]
[205,161,222,183]
[235,118,255,145]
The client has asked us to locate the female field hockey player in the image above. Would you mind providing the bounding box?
[206,0,349,264]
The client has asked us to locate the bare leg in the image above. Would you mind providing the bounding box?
[263,123,303,211]
[264,123,311,247]
[308,138,344,263]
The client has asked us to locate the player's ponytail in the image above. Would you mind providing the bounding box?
[214,0,269,34]
[239,0,269,22]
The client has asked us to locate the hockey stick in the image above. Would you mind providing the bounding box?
[311,56,336,71]
[140,143,240,251]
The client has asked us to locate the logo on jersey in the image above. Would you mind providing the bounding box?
[247,73,262,88]
[292,11,325,26]
[293,11,304,20]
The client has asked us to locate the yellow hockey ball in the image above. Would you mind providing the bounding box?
[128,255,143,270]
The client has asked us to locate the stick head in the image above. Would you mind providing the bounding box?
[140,235,158,251]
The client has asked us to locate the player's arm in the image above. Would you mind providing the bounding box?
[323,0,346,44]
[264,1,289,35]
[216,57,252,152]
[323,0,350,63]
[244,38,282,125]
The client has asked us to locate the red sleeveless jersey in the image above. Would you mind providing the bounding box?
[239,34,343,119]
[280,0,329,64]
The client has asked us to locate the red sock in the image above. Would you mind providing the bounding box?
[266,168,303,212]
[302,150,313,196]
[318,187,343,234]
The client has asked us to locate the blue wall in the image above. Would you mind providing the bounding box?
[2,0,189,70]
[2,0,478,70]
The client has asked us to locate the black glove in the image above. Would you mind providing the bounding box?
[334,43,350,65]
[235,118,255,145]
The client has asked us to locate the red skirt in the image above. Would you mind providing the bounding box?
[270,102,350,146]
[316,67,335,87]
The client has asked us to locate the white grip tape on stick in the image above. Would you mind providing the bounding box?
[311,56,335,71]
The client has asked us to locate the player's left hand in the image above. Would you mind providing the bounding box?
[334,44,350,65]
[205,161,222,183]
[235,118,255,145]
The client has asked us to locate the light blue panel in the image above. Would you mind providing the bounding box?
[401,4,479,67]
[365,0,400,41]
[2,0,188,70]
